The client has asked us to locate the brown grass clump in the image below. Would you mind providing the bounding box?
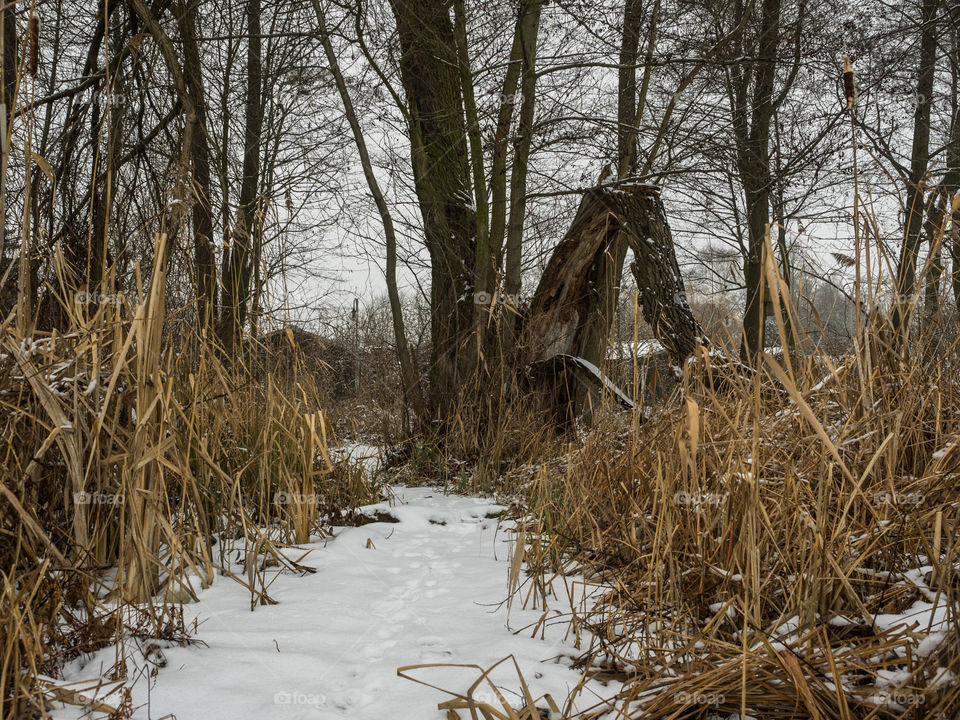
[510,313,960,717]
[0,237,374,717]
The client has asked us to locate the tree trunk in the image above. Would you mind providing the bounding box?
[735,0,780,363]
[0,1,16,261]
[618,0,646,174]
[88,14,126,296]
[39,3,116,330]
[945,17,960,305]
[178,0,216,329]
[221,0,263,349]
[488,4,537,285]
[892,0,939,335]
[388,0,477,414]
[924,189,945,315]
[452,0,490,346]
[524,185,704,370]
[502,1,543,348]
[312,0,428,421]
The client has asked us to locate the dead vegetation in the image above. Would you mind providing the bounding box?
[0,239,377,717]
[393,224,960,718]
[497,313,960,717]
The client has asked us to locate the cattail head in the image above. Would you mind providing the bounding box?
[842,54,856,110]
[28,14,39,78]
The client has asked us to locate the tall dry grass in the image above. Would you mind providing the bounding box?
[0,236,374,717]
[503,229,960,718]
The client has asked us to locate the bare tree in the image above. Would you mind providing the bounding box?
[892,0,940,335]
[220,0,263,348]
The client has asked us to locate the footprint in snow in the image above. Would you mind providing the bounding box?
[418,634,456,661]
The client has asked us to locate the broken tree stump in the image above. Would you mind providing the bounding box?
[523,183,706,369]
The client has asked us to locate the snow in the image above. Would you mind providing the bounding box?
[336,442,382,472]
[50,487,607,720]
[610,339,665,358]
[808,363,846,393]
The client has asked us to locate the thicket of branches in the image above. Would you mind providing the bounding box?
[1,0,957,413]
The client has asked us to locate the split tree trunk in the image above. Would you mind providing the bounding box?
[523,185,704,369]
[569,0,650,372]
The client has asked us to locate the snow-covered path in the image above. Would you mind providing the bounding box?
[54,488,603,720]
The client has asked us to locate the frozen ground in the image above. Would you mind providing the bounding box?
[50,487,607,720]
